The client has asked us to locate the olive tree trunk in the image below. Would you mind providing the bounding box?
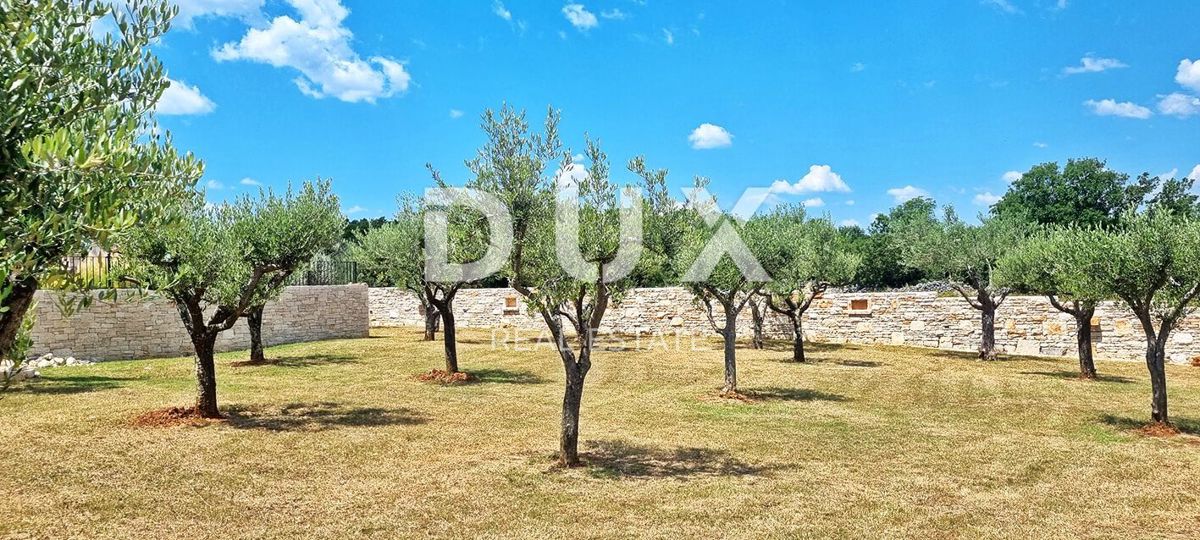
[722,302,738,394]
[0,278,38,362]
[979,298,997,361]
[1145,330,1170,425]
[423,306,440,341]
[790,315,805,363]
[1047,297,1097,379]
[247,305,266,364]
[426,288,460,373]
[749,299,765,350]
[1075,311,1097,379]
[191,330,221,418]
[559,347,588,467]
[439,306,458,374]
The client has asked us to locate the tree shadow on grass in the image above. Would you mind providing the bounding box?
[224,402,427,432]
[1098,414,1200,436]
[230,354,357,368]
[740,387,849,402]
[759,340,859,353]
[1020,370,1134,384]
[582,439,787,479]
[469,368,548,385]
[5,374,134,396]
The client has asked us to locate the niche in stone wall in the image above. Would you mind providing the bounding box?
[848,298,871,316]
[503,295,520,315]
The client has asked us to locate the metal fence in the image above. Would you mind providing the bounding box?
[284,259,360,286]
[55,255,359,289]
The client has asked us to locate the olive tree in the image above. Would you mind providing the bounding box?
[468,105,650,466]
[119,194,320,417]
[758,206,861,363]
[348,189,489,375]
[995,231,1102,378]
[1051,213,1200,426]
[675,194,773,396]
[350,204,441,341]
[239,181,344,364]
[0,0,202,359]
[893,207,1028,360]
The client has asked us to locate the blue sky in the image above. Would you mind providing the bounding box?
[153,0,1200,227]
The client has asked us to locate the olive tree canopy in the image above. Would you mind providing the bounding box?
[0,0,202,359]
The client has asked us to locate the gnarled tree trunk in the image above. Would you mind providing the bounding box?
[1075,311,1096,379]
[426,287,460,373]
[247,305,266,364]
[559,348,588,467]
[0,278,38,362]
[979,299,997,361]
[191,330,221,418]
[423,305,440,341]
[1047,296,1096,379]
[749,298,765,350]
[791,315,805,363]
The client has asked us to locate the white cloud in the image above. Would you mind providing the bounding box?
[213,0,411,104]
[770,165,852,194]
[1083,99,1152,119]
[688,123,733,149]
[1157,93,1200,118]
[554,161,590,189]
[1033,141,1048,148]
[155,78,216,115]
[845,199,855,206]
[173,0,264,29]
[1062,55,1128,75]
[982,0,1021,14]
[343,205,366,215]
[839,219,861,228]
[662,29,674,45]
[850,62,865,72]
[562,4,598,31]
[240,177,263,187]
[1055,0,1069,9]
[973,192,1001,206]
[1176,59,1200,93]
[1188,165,1200,181]
[600,9,627,20]
[449,109,465,119]
[1158,168,1178,179]
[887,185,929,203]
[206,179,225,190]
[802,197,825,208]
[1002,170,1023,183]
[492,1,512,20]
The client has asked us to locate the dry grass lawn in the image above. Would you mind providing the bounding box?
[3,327,1200,539]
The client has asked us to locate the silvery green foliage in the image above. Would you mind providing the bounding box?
[349,206,425,293]
[349,192,490,293]
[118,179,342,324]
[468,105,641,329]
[1050,212,1200,325]
[892,206,1028,301]
[232,180,345,300]
[0,0,203,355]
[757,205,861,302]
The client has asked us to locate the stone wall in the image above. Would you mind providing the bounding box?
[30,284,370,361]
[369,287,1200,364]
